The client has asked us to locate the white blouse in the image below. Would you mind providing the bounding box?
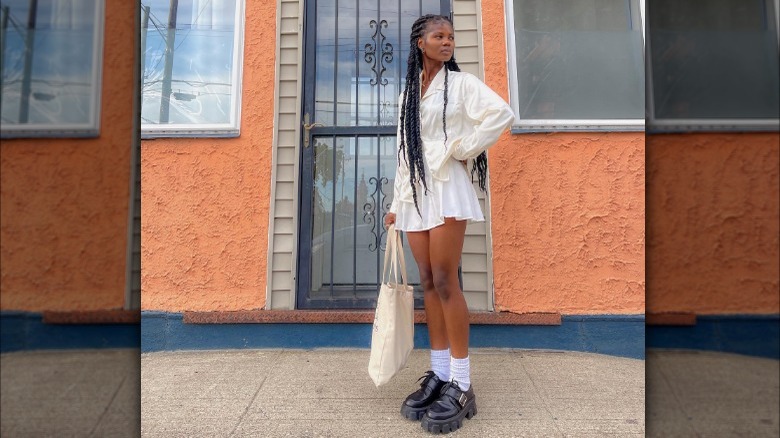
[389,67,515,213]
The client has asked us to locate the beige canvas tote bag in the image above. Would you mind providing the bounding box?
[368,225,415,387]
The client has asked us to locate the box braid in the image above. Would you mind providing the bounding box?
[399,15,489,216]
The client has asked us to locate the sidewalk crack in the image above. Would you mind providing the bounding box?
[653,354,701,437]
[228,375,267,437]
[88,375,127,438]
[521,359,565,437]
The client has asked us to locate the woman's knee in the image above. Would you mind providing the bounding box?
[431,268,457,301]
[417,267,435,291]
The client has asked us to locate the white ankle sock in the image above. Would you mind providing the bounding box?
[431,349,451,381]
[451,356,471,390]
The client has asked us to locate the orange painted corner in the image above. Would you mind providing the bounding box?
[646,133,780,315]
[481,0,645,315]
[0,1,136,312]
[140,1,277,312]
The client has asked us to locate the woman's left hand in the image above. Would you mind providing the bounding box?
[384,212,396,229]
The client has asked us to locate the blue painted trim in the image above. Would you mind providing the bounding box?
[0,311,140,353]
[7,310,776,360]
[647,314,780,359]
[141,312,646,359]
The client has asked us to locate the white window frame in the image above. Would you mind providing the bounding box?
[645,0,780,133]
[504,0,646,133]
[140,0,246,139]
[0,0,105,139]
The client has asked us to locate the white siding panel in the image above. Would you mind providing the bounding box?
[463,290,488,310]
[280,34,298,48]
[279,113,298,128]
[456,31,479,47]
[465,220,486,235]
[274,233,295,253]
[463,272,488,292]
[277,146,296,163]
[280,49,298,65]
[464,234,486,253]
[271,290,293,308]
[280,64,298,80]
[453,14,478,30]
[277,164,295,181]
[280,17,298,34]
[453,0,478,14]
[279,80,298,98]
[279,97,297,114]
[274,217,295,234]
[456,46,480,64]
[459,63,481,77]
[276,182,295,201]
[273,252,293,271]
[280,1,298,18]
[272,272,293,291]
[275,198,295,214]
[462,253,488,272]
[268,0,302,309]
[278,129,297,145]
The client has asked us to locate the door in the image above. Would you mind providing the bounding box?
[297,0,451,309]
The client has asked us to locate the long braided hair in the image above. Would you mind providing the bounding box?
[399,14,489,216]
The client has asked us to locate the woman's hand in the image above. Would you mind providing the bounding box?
[384,212,396,229]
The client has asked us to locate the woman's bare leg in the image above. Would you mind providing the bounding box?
[427,218,469,358]
[400,219,475,428]
[406,230,449,351]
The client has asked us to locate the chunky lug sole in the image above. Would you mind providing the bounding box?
[401,403,430,421]
[420,399,477,434]
[400,371,448,421]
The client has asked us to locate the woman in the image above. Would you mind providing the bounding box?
[384,14,514,434]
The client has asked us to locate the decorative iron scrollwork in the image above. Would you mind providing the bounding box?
[379,99,393,125]
[364,19,393,86]
[363,176,389,252]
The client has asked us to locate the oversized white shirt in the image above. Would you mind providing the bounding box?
[389,67,515,213]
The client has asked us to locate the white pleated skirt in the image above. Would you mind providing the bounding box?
[394,159,485,232]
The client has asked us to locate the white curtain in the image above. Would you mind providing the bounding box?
[190,0,233,29]
[49,0,94,30]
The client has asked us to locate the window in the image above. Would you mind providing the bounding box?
[647,0,780,132]
[1,0,104,138]
[505,0,646,132]
[140,0,245,138]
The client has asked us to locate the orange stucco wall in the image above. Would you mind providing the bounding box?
[646,133,780,314]
[140,1,276,312]
[0,2,135,312]
[481,0,645,314]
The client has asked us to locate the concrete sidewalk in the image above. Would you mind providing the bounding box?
[1,348,140,437]
[141,349,645,437]
[2,348,778,437]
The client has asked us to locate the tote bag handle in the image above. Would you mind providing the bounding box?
[382,225,409,289]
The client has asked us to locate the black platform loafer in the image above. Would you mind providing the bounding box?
[401,371,448,420]
[420,381,477,434]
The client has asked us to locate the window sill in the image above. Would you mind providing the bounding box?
[647,120,780,134]
[511,123,645,134]
[141,129,240,139]
[1,128,100,139]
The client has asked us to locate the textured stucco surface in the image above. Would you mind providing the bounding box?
[0,2,135,312]
[481,0,645,314]
[140,1,276,312]
[646,133,780,314]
